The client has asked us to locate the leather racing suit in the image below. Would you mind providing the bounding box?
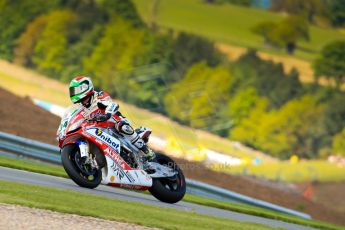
[82,91,153,157]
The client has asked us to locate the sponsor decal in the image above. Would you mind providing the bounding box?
[86,128,121,153]
[124,170,135,183]
[95,129,120,150]
[110,162,125,181]
[110,162,135,183]
[104,147,126,169]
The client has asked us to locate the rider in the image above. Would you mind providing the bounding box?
[68,76,155,160]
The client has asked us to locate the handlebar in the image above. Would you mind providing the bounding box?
[86,117,97,123]
[86,113,111,123]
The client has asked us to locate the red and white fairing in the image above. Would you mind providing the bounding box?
[57,105,152,190]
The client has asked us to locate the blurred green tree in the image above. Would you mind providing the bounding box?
[60,24,105,82]
[323,92,345,136]
[61,0,106,31]
[164,62,210,123]
[135,33,174,68]
[0,0,61,60]
[313,40,345,88]
[83,18,146,93]
[190,65,232,129]
[32,10,77,78]
[233,49,303,108]
[171,32,222,77]
[120,33,175,111]
[333,128,345,156]
[98,0,144,27]
[14,15,49,66]
[231,95,327,159]
[227,87,261,126]
[230,97,269,149]
[252,16,309,54]
[325,0,345,27]
[264,95,326,158]
[270,15,309,54]
[164,62,232,129]
[251,21,277,46]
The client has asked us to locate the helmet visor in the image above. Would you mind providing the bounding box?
[69,83,89,97]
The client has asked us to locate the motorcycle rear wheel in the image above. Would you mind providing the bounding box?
[149,153,186,203]
[61,144,102,189]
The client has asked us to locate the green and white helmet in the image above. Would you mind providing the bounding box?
[69,76,94,103]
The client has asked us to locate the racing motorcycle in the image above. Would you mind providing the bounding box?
[57,105,186,203]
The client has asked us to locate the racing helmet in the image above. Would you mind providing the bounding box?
[69,76,94,105]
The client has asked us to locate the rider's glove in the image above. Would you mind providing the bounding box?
[105,102,119,114]
[96,113,111,122]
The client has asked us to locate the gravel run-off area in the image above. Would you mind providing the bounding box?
[0,204,156,230]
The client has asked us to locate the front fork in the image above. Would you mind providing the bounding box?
[76,141,98,169]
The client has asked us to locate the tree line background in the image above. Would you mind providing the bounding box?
[0,0,344,159]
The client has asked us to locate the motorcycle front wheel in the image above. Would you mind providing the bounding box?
[149,153,186,203]
[61,144,102,189]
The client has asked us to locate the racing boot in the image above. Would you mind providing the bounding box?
[116,121,155,160]
[134,127,155,160]
[132,137,155,160]
[132,138,155,172]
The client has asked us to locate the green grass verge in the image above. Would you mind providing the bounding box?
[220,160,345,183]
[1,155,343,230]
[0,155,67,178]
[0,180,273,230]
[133,0,345,61]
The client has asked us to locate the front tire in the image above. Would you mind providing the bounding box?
[149,153,186,203]
[61,144,102,189]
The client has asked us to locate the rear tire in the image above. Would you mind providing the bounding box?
[61,144,102,189]
[149,153,186,203]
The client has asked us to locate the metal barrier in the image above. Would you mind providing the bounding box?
[0,132,60,163]
[186,179,311,219]
[0,131,311,219]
